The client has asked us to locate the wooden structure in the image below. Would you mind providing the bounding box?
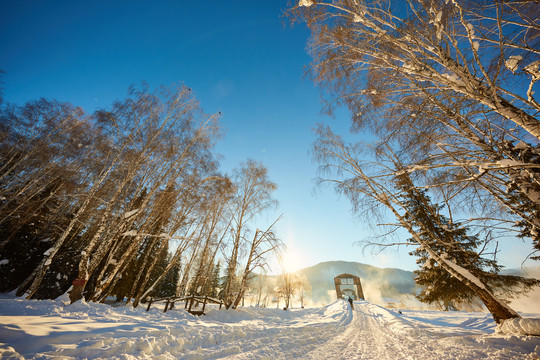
[144,295,223,316]
[334,273,365,300]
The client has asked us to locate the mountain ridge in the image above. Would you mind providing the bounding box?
[286,260,419,306]
[283,261,540,308]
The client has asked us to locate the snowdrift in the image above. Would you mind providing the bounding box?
[1,294,539,359]
[498,317,540,336]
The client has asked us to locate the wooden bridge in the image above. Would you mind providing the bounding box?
[143,295,224,316]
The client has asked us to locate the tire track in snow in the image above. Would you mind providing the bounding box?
[303,301,538,360]
[304,300,419,360]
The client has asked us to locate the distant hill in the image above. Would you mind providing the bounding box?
[284,261,540,310]
[291,260,419,306]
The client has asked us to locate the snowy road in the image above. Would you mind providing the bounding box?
[304,301,526,360]
[1,295,539,359]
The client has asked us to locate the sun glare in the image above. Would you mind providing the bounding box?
[280,246,305,273]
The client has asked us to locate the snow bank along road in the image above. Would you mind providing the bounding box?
[1,295,539,359]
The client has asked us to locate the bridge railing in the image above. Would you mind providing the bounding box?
[143,295,224,315]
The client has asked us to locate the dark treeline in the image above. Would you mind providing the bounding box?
[0,84,282,308]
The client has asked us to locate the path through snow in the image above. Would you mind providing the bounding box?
[1,295,539,359]
[306,301,539,359]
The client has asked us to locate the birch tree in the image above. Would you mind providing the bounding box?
[222,160,278,308]
[0,84,225,303]
[0,99,101,294]
[290,0,540,257]
[231,217,283,309]
[64,85,221,303]
[313,126,538,323]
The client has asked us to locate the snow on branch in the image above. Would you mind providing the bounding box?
[121,230,190,241]
[505,55,522,74]
[298,0,314,7]
[123,208,139,219]
[440,253,487,290]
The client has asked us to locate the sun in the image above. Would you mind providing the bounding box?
[280,245,306,273]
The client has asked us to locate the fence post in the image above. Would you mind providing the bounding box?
[188,296,194,313]
[201,296,208,314]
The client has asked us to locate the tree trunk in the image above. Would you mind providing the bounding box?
[18,145,125,299]
[232,232,258,309]
[69,184,126,303]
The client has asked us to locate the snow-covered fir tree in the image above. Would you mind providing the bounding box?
[396,175,539,310]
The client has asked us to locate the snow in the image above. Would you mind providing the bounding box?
[499,318,540,336]
[464,22,475,38]
[496,159,523,167]
[524,60,540,80]
[298,0,313,7]
[124,209,140,219]
[440,253,487,290]
[515,141,529,150]
[1,294,539,359]
[402,61,421,74]
[442,72,463,84]
[505,55,523,73]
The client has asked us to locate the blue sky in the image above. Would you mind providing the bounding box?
[1,1,533,272]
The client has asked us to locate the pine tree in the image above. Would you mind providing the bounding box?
[503,142,540,260]
[398,177,539,309]
[154,254,179,298]
[0,178,76,295]
[209,262,221,298]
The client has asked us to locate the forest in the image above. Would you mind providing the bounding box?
[0,84,282,309]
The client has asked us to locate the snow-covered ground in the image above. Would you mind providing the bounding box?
[1,294,539,359]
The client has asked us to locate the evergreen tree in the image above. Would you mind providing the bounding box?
[0,178,77,295]
[398,176,539,309]
[154,254,179,298]
[209,262,221,298]
[503,142,540,260]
